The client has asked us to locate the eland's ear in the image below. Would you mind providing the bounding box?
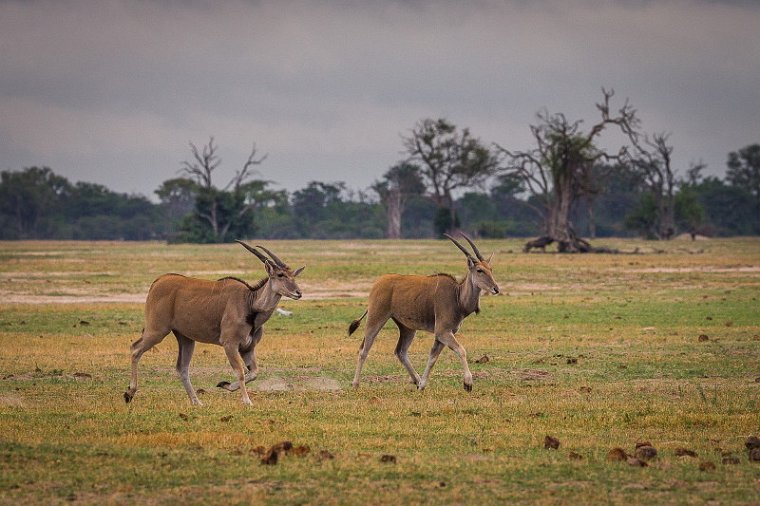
[467,256,476,269]
[263,260,275,275]
[293,266,305,277]
[487,252,495,265]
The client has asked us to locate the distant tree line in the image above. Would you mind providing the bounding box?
[1,93,758,243]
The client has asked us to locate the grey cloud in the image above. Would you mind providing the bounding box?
[1,0,758,197]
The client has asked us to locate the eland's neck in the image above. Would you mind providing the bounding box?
[458,273,481,316]
[250,280,282,312]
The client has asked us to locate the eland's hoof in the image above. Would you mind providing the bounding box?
[123,391,133,404]
[463,382,473,392]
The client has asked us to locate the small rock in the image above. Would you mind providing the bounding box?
[474,355,490,364]
[635,446,658,461]
[220,415,233,422]
[380,454,396,463]
[745,436,760,450]
[698,334,709,342]
[699,461,716,471]
[675,447,697,457]
[79,320,90,326]
[544,435,560,450]
[566,357,577,364]
[260,441,293,465]
[579,386,592,393]
[607,448,628,462]
[178,413,189,421]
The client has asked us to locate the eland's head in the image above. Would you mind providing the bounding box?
[444,233,500,295]
[236,240,305,300]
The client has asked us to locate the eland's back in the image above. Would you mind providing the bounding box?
[145,274,253,345]
[366,274,458,333]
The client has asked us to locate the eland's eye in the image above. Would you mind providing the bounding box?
[477,269,484,273]
[277,273,285,278]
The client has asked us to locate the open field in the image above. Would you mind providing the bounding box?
[1,238,759,505]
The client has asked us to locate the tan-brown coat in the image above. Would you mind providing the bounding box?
[124,242,304,406]
[349,234,499,391]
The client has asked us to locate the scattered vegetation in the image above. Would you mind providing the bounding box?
[0,239,758,504]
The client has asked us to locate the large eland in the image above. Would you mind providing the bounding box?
[124,241,304,406]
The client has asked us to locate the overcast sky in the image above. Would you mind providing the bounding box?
[1,0,758,199]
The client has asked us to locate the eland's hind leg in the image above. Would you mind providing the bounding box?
[351,311,390,389]
[174,331,201,405]
[124,327,169,403]
[393,320,420,387]
[419,339,445,390]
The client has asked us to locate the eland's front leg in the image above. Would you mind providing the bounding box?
[218,329,262,392]
[223,342,253,405]
[437,332,473,392]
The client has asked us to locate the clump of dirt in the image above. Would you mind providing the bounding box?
[699,461,716,471]
[258,441,312,465]
[261,441,293,465]
[675,448,698,457]
[634,445,658,461]
[568,451,583,461]
[698,334,710,342]
[626,457,648,467]
[745,436,760,450]
[474,354,490,364]
[607,448,628,461]
[380,454,397,464]
[544,435,560,450]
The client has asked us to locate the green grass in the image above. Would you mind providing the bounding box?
[0,238,759,504]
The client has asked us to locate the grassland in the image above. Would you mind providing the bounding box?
[0,238,759,505]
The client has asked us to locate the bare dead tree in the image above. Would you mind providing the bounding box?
[180,137,268,243]
[497,88,639,252]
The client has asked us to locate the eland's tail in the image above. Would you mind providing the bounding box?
[348,310,368,336]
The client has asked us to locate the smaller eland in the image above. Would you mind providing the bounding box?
[349,233,499,392]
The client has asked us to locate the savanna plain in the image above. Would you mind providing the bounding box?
[0,238,759,505]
